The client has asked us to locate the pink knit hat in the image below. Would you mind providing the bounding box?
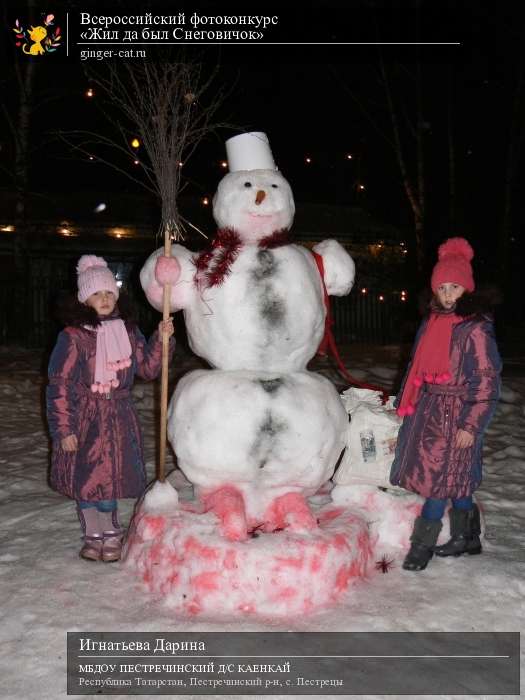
[77,255,119,303]
[431,237,475,293]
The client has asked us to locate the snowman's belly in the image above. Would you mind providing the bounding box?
[168,369,348,518]
[185,248,324,372]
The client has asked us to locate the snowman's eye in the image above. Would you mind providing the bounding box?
[244,182,252,188]
[271,184,278,188]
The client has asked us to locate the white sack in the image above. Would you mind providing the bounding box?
[334,397,402,489]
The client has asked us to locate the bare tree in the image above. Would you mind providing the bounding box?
[499,54,524,286]
[330,57,428,275]
[1,0,37,341]
[60,57,229,241]
[447,64,456,232]
[379,57,426,274]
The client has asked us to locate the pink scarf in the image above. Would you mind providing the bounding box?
[91,319,132,394]
[397,311,460,416]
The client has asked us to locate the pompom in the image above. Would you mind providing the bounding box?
[437,238,474,262]
[412,376,423,387]
[77,255,108,274]
[424,373,434,383]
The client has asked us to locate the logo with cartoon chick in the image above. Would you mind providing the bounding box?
[12,13,61,55]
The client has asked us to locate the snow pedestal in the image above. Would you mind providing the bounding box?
[122,498,371,618]
[331,484,485,556]
[123,482,483,617]
[331,484,424,561]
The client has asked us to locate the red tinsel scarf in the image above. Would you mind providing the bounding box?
[397,311,460,417]
[194,228,290,289]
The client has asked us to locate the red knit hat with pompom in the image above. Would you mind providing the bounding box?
[431,237,475,293]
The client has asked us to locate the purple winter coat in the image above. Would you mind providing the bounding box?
[390,311,501,499]
[47,325,173,501]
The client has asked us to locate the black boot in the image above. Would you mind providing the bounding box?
[433,504,482,557]
[403,517,442,571]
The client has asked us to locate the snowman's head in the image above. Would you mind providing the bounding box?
[213,169,295,243]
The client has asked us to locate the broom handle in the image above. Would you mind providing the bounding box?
[158,234,172,483]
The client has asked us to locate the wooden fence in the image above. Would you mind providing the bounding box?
[331,291,405,345]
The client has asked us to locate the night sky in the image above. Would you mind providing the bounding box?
[2,1,524,277]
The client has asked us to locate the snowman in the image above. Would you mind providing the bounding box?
[140,132,356,541]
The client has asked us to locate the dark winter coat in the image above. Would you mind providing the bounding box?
[47,312,174,501]
[390,292,501,499]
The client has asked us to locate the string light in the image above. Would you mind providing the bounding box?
[361,287,367,294]
[88,155,94,161]
[178,161,183,168]
[202,197,209,206]
[220,161,228,169]
[58,221,77,237]
[133,159,140,165]
[305,156,312,164]
[1,225,15,232]
[358,184,365,191]
[379,295,384,302]
[346,154,353,160]
[130,138,140,149]
[85,88,94,98]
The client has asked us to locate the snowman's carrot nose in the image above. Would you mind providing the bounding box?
[255,190,266,205]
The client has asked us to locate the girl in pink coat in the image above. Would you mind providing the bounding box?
[390,238,501,571]
[46,255,174,562]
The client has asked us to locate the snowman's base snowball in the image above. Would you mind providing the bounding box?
[122,503,371,618]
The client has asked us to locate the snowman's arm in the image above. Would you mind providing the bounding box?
[312,239,355,296]
[139,245,196,312]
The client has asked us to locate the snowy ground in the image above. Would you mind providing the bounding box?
[0,342,523,700]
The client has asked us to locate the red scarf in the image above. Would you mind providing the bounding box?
[193,228,290,289]
[397,311,460,417]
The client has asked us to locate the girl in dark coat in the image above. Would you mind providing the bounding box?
[47,255,174,562]
[390,238,501,571]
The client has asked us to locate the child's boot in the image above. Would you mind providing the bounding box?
[403,516,442,571]
[98,509,124,563]
[77,506,104,561]
[433,504,482,557]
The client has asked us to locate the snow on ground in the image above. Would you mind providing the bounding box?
[0,343,524,700]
